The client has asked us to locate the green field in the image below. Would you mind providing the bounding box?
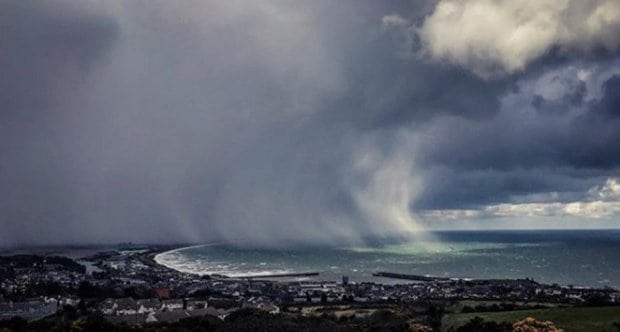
[447,300,559,313]
[442,306,620,332]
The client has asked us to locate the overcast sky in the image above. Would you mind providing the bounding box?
[2,0,620,247]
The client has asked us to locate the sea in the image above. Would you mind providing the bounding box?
[155,230,620,289]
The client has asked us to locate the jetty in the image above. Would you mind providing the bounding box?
[237,272,320,279]
[372,271,450,282]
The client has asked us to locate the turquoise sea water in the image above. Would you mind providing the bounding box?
[155,230,620,289]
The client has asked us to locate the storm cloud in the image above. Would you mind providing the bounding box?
[1,0,619,247]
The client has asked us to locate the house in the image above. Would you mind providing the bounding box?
[611,292,620,303]
[292,297,307,303]
[98,299,116,315]
[145,313,158,324]
[162,299,183,311]
[114,298,138,315]
[197,307,229,320]
[242,297,279,314]
[98,298,137,316]
[207,297,237,309]
[148,310,190,323]
[137,298,161,313]
[105,256,127,270]
[186,299,208,310]
[153,286,170,300]
[58,296,80,307]
[259,303,280,314]
[287,306,300,313]
[0,299,58,321]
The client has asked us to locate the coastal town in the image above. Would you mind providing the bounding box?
[1,245,619,330]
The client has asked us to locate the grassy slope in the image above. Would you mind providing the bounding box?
[442,306,620,332]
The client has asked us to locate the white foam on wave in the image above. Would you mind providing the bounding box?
[154,244,293,277]
[154,244,208,274]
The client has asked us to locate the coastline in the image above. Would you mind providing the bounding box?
[0,245,118,259]
[0,243,194,275]
[5,230,620,289]
[151,244,207,273]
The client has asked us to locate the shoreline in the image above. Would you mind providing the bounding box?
[4,235,620,290]
[151,243,219,275]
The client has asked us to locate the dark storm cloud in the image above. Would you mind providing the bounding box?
[567,74,620,169]
[0,1,118,110]
[412,63,620,210]
[0,1,119,246]
[591,75,620,118]
[1,0,620,247]
[413,168,604,210]
[325,57,509,129]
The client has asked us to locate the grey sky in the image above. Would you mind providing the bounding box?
[1,0,620,247]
